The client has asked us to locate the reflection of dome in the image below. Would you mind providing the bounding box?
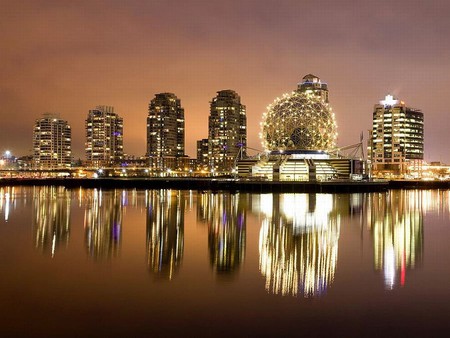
[261,91,337,151]
[258,194,340,298]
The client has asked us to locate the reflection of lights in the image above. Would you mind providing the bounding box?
[147,190,184,280]
[281,194,332,233]
[370,190,423,289]
[5,192,10,222]
[33,186,71,257]
[197,192,246,275]
[84,190,123,260]
[259,194,339,297]
[384,246,396,290]
[259,194,273,218]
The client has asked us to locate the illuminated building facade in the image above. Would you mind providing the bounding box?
[208,90,246,173]
[368,95,424,176]
[146,93,185,171]
[33,113,72,169]
[196,138,209,169]
[85,105,124,167]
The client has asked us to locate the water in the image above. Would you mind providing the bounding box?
[1,186,450,337]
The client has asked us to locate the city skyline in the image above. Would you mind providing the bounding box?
[1,1,450,162]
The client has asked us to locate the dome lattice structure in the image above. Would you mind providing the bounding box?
[261,91,337,152]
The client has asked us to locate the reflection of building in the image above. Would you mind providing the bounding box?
[258,194,340,297]
[84,189,123,259]
[32,186,71,257]
[208,90,247,173]
[85,105,124,167]
[146,190,184,279]
[0,187,14,222]
[368,190,423,289]
[368,95,424,177]
[33,113,72,169]
[146,93,186,171]
[197,192,246,275]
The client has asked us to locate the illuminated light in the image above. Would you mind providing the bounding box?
[261,91,337,151]
[380,94,399,107]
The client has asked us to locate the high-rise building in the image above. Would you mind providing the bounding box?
[147,93,185,171]
[33,113,72,169]
[297,74,329,103]
[368,95,424,176]
[85,106,123,167]
[196,138,209,169]
[208,90,246,173]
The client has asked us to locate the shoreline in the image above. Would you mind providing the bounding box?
[1,177,449,192]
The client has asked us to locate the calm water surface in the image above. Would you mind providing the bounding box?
[1,187,450,337]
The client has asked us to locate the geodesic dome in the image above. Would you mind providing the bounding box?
[261,91,337,152]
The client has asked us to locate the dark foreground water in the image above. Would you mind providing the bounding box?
[1,187,450,337]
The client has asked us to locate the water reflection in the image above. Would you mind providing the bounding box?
[259,194,340,297]
[32,186,71,257]
[0,187,13,222]
[368,190,424,290]
[84,189,123,260]
[146,190,184,280]
[198,193,246,276]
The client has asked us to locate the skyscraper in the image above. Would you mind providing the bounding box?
[147,93,185,171]
[33,113,72,169]
[368,95,424,176]
[208,90,246,173]
[85,106,123,167]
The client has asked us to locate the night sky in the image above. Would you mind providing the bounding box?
[1,0,450,162]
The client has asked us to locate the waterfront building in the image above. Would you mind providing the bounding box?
[238,75,360,181]
[33,113,72,169]
[208,90,247,173]
[85,106,124,168]
[146,93,185,171]
[196,138,209,170]
[368,95,424,177]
